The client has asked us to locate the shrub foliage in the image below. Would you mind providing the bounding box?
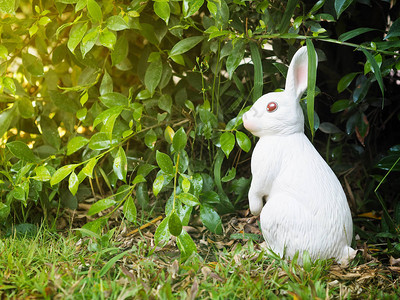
[0,0,399,257]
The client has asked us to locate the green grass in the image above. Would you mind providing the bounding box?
[0,227,399,299]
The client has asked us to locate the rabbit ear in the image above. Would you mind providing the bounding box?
[285,46,316,100]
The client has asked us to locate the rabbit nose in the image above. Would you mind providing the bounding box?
[243,111,256,132]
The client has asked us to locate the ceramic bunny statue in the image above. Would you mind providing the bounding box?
[242,46,354,264]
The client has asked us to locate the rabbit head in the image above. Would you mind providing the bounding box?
[243,47,317,137]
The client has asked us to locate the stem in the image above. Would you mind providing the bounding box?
[253,34,398,56]
[172,153,180,211]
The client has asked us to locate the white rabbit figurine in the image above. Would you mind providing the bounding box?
[242,46,354,264]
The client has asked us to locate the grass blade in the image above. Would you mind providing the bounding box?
[374,156,400,233]
[250,42,263,102]
[338,28,376,42]
[278,0,299,33]
[361,49,384,106]
[99,249,130,277]
[306,39,317,138]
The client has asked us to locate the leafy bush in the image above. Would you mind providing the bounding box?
[0,0,399,257]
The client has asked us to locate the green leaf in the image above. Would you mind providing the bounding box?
[164,126,174,144]
[191,173,203,197]
[273,62,288,78]
[220,132,235,158]
[67,136,89,155]
[361,49,384,100]
[0,45,8,59]
[132,174,146,185]
[93,106,123,128]
[17,98,35,119]
[306,39,317,138]
[106,15,129,31]
[200,205,222,234]
[0,202,10,222]
[22,53,44,77]
[172,128,187,152]
[0,106,16,138]
[100,71,113,96]
[346,112,360,135]
[81,27,99,58]
[40,116,61,149]
[168,211,182,236]
[88,198,116,216]
[249,42,263,102]
[156,151,174,174]
[6,141,39,163]
[331,99,351,113]
[278,0,299,33]
[144,59,163,96]
[82,157,97,178]
[153,175,164,197]
[364,54,382,75]
[207,0,217,15]
[226,39,245,79]
[113,147,127,182]
[88,132,115,150]
[334,0,354,18]
[182,177,190,193]
[50,164,77,186]
[338,28,376,42]
[177,193,200,206]
[318,122,341,134]
[154,1,170,24]
[169,36,204,57]
[99,250,130,277]
[76,107,87,121]
[169,54,185,66]
[67,22,87,53]
[154,215,171,247]
[183,0,204,18]
[99,29,116,50]
[337,72,358,93]
[111,36,129,66]
[34,166,51,181]
[102,112,118,139]
[308,0,325,15]
[145,129,157,150]
[352,75,371,103]
[158,94,172,113]
[236,131,251,152]
[385,17,400,40]
[68,172,79,196]
[12,186,26,202]
[0,0,16,14]
[87,0,102,23]
[376,154,400,171]
[38,16,51,26]
[123,196,137,223]
[99,92,128,108]
[221,167,236,182]
[3,77,16,95]
[176,230,197,261]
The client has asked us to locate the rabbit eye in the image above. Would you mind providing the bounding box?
[266,102,278,112]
